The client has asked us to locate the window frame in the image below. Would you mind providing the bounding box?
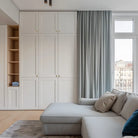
[112,13,137,93]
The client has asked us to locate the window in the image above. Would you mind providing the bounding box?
[113,16,136,92]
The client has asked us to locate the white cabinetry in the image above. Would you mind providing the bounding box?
[20,35,37,77]
[20,12,77,109]
[58,78,77,103]
[39,12,57,34]
[7,87,19,109]
[38,35,57,77]
[38,78,56,109]
[20,78,37,109]
[20,12,38,34]
[58,12,76,34]
[58,34,76,77]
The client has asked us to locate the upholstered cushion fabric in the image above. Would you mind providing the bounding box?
[79,98,98,105]
[82,116,126,138]
[120,95,138,120]
[123,136,138,138]
[122,110,138,136]
[43,124,81,135]
[94,92,117,113]
[111,89,127,114]
[40,103,118,124]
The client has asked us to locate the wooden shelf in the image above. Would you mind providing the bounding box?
[8,73,19,76]
[8,61,19,63]
[8,37,19,40]
[7,25,19,87]
[8,49,19,52]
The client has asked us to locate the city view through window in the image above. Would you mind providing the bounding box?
[114,39,133,92]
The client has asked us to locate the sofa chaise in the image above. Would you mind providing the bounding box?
[40,90,138,138]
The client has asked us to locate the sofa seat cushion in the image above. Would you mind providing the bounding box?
[82,117,126,138]
[40,103,118,124]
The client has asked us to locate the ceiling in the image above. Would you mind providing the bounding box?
[12,0,138,11]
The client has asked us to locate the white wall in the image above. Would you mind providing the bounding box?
[0,0,19,24]
[0,25,6,109]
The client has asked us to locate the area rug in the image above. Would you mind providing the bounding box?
[0,120,81,138]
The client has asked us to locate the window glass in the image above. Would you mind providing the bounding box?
[114,39,133,92]
[115,20,133,33]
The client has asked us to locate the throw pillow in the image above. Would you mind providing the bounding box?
[94,92,117,113]
[111,89,127,114]
[122,110,138,136]
[120,95,138,120]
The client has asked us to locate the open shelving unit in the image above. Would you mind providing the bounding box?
[7,25,19,87]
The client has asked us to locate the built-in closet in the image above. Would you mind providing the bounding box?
[0,12,77,110]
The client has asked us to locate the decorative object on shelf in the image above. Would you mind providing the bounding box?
[44,0,52,6]
[12,82,19,87]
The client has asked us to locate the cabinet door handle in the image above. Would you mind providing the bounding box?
[58,75,60,78]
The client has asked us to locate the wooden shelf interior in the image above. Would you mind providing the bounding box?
[8,63,19,74]
[7,25,19,87]
[8,51,19,61]
[8,25,19,37]
[8,39,19,49]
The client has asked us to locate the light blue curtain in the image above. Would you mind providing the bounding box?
[77,11,112,98]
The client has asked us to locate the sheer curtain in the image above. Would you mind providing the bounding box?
[77,11,112,99]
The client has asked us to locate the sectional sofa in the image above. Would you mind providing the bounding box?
[40,90,138,138]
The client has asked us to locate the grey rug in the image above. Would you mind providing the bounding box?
[0,120,81,138]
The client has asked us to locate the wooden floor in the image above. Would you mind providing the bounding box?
[0,110,43,134]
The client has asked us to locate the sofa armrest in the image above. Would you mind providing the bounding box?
[79,98,99,105]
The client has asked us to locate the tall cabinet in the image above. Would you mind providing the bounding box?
[20,12,77,109]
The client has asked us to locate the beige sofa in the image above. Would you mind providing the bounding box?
[40,90,138,138]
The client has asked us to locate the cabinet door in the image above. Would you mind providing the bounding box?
[58,35,77,78]
[20,12,38,34]
[7,88,19,109]
[39,12,56,34]
[20,35,36,77]
[38,35,57,77]
[58,78,77,103]
[39,78,56,109]
[58,12,77,34]
[20,78,37,109]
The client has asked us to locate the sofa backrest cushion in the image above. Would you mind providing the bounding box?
[94,92,117,113]
[120,95,138,120]
[111,89,127,114]
[122,110,138,136]
[79,98,99,105]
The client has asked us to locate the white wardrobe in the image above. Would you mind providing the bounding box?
[19,12,77,109]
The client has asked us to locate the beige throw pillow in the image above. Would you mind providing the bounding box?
[94,92,117,113]
[120,95,138,120]
[111,89,127,114]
